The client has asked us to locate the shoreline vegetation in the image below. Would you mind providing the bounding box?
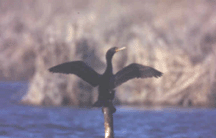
[1,0,216,107]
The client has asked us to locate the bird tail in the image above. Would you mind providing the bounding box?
[92,100,104,107]
[93,100,103,107]
[93,100,116,113]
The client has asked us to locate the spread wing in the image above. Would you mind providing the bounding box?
[49,61,101,87]
[113,63,162,88]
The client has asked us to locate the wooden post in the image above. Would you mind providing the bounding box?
[102,106,114,138]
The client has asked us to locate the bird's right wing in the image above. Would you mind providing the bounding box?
[113,63,162,88]
[49,61,101,87]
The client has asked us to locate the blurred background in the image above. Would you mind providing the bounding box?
[1,0,216,107]
[2,0,216,137]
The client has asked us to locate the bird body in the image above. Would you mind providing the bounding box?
[49,47,162,112]
[96,51,115,106]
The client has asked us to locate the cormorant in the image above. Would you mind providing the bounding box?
[49,47,162,112]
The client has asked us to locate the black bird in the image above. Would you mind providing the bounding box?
[49,47,162,112]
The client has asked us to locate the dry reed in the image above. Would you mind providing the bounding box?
[0,0,216,107]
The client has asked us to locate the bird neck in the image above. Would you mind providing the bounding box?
[105,56,113,75]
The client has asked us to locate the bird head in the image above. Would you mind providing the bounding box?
[106,47,126,60]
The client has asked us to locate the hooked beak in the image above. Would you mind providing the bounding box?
[115,47,126,52]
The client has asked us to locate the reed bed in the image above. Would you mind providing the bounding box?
[1,0,216,107]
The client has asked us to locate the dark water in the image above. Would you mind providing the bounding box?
[0,82,216,138]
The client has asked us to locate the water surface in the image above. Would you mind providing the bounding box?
[0,82,216,138]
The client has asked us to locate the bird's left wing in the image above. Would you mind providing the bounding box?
[49,61,101,87]
[113,63,162,88]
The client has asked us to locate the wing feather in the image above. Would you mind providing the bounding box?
[113,63,162,88]
[49,61,101,87]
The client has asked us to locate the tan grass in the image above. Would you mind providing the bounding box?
[1,0,216,107]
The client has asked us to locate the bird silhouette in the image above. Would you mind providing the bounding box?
[49,47,162,113]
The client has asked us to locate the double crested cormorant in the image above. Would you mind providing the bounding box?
[49,47,162,112]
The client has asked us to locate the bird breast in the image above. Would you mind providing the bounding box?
[98,75,114,93]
